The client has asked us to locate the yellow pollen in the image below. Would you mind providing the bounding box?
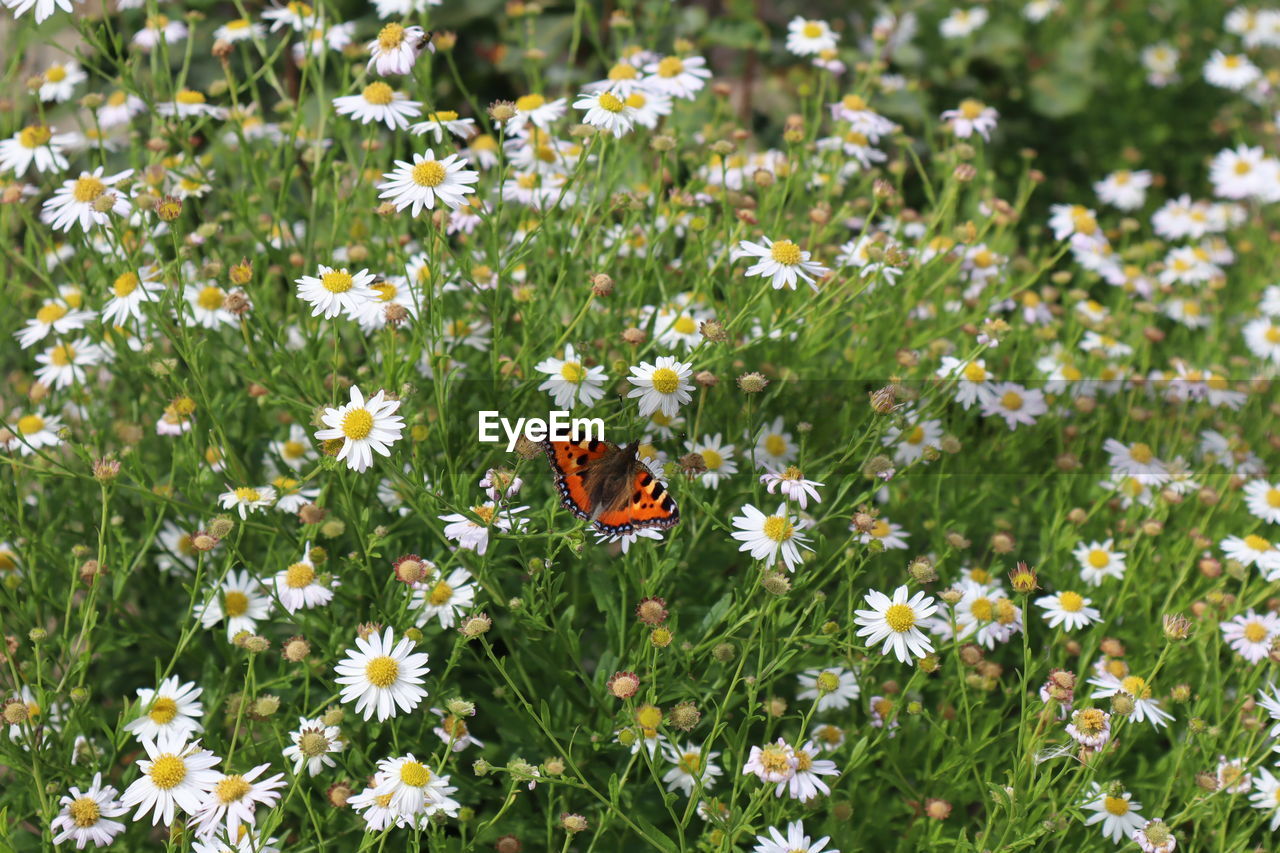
[884,603,915,632]
[815,671,839,692]
[802,21,823,38]
[1103,796,1129,816]
[226,19,250,30]
[223,590,250,617]
[1120,675,1150,699]
[961,362,987,382]
[49,344,75,366]
[412,160,447,187]
[174,89,206,105]
[762,515,794,543]
[44,64,67,82]
[472,504,496,524]
[701,448,723,470]
[598,92,625,112]
[764,434,787,457]
[233,487,261,503]
[35,302,68,324]
[758,744,790,773]
[297,729,329,757]
[365,656,399,687]
[17,414,45,435]
[841,94,867,110]
[1265,325,1280,344]
[1087,549,1111,568]
[428,579,453,606]
[1077,708,1105,732]
[970,597,993,621]
[377,22,405,50]
[1058,591,1084,612]
[650,367,680,394]
[515,93,545,111]
[1245,621,1269,643]
[1000,391,1023,411]
[794,750,813,771]
[72,176,105,203]
[1245,534,1273,552]
[559,362,585,383]
[197,286,225,310]
[817,725,842,743]
[19,125,52,148]
[679,751,702,773]
[216,775,252,803]
[1223,55,1243,69]
[68,797,101,827]
[282,439,306,458]
[609,63,638,80]
[1266,489,1280,508]
[959,99,985,119]
[656,56,684,77]
[341,408,374,440]
[113,272,140,297]
[320,270,354,293]
[905,425,925,445]
[285,562,315,588]
[399,760,431,786]
[429,110,459,122]
[148,754,187,790]
[1128,442,1154,464]
[362,82,394,105]
[148,697,179,724]
[770,240,803,265]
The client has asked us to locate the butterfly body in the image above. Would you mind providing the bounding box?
[542,438,680,536]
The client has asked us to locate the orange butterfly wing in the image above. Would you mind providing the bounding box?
[593,467,680,536]
[542,438,611,524]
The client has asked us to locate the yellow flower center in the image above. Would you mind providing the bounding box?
[341,408,374,440]
[679,751,702,773]
[1245,621,1269,643]
[884,603,916,632]
[905,425,925,445]
[598,92,625,113]
[472,504,496,524]
[794,749,813,771]
[377,22,405,49]
[1087,549,1110,568]
[19,125,52,148]
[35,302,68,325]
[45,64,67,82]
[609,62,638,80]
[758,744,790,773]
[113,272,140,297]
[1077,708,1106,733]
[223,590,250,617]
[769,240,803,265]
[656,56,684,77]
[1058,591,1084,612]
[701,448,723,470]
[1000,391,1023,411]
[148,697,179,724]
[399,760,431,786]
[285,562,315,588]
[1129,442,1154,464]
[321,270,354,293]
[816,725,842,744]
[72,176,106,203]
[297,729,330,757]
[970,597,993,621]
[762,515,794,543]
[234,487,261,504]
[428,579,453,605]
[362,82,394,106]
[1103,796,1129,816]
[961,362,987,382]
[764,434,787,457]
[365,656,399,687]
[50,344,75,366]
[1266,489,1280,508]
[197,286,225,310]
[559,362,585,383]
[216,775,252,803]
[282,439,306,459]
[175,89,206,105]
[226,18,250,30]
[1245,534,1273,552]
[650,367,680,394]
[515,93,545,111]
[959,99,985,120]
[1224,55,1243,69]
[1120,675,1151,699]
[17,414,45,435]
[815,671,839,692]
[1266,325,1280,344]
[429,110,459,122]
[68,796,101,827]
[802,21,824,38]
[148,754,187,790]
[412,160,447,187]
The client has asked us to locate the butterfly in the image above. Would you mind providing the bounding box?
[542,438,680,536]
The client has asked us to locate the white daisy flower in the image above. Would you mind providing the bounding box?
[440,503,528,555]
[120,733,221,827]
[34,337,104,390]
[183,283,237,329]
[194,569,272,641]
[213,18,264,42]
[1094,169,1151,210]
[377,150,480,215]
[101,266,164,325]
[1249,767,1280,830]
[642,54,712,99]
[365,753,458,819]
[38,61,86,102]
[796,667,859,712]
[760,467,823,508]
[411,567,475,629]
[0,124,73,175]
[14,298,94,349]
[627,356,694,418]
[282,717,345,776]
[1220,609,1280,664]
[941,99,999,141]
[778,741,839,802]
[217,485,277,519]
[50,773,127,848]
[1221,533,1280,577]
[742,739,797,784]
[535,344,608,408]
[505,93,567,135]
[155,89,228,119]
[40,167,132,232]
[295,265,378,320]
[686,433,737,488]
[262,0,317,32]
[1243,480,1280,525]
[1080,782,1146,843]
[623,89,673,129]
[410,110,476,142]
[432,707,484,752]
[1073,539,1126,585]
[269,424,316,471]
[730,503,813,572]
[334,627,430,722]
[1035,590,1101,631]
[272,542,333,613]
[936,356,996,409]
[979,383,1047,430]
[1087,668,1174,728]
[2,410,64,456]
[367,23,429,76]
[752,819,838,853]
[1204,50,1260,90]
[855,517,910,550]
[734,236,829,291]
[786,17,838,56]
[854,585,938,663]
[661,742,723,797]
[314,385,405,473]
[573,89,639,137]
[939,6,988,38]
[332,81,421,130]
[124,676,204,743]
[190,764,286,839]
[3,0,79,23]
